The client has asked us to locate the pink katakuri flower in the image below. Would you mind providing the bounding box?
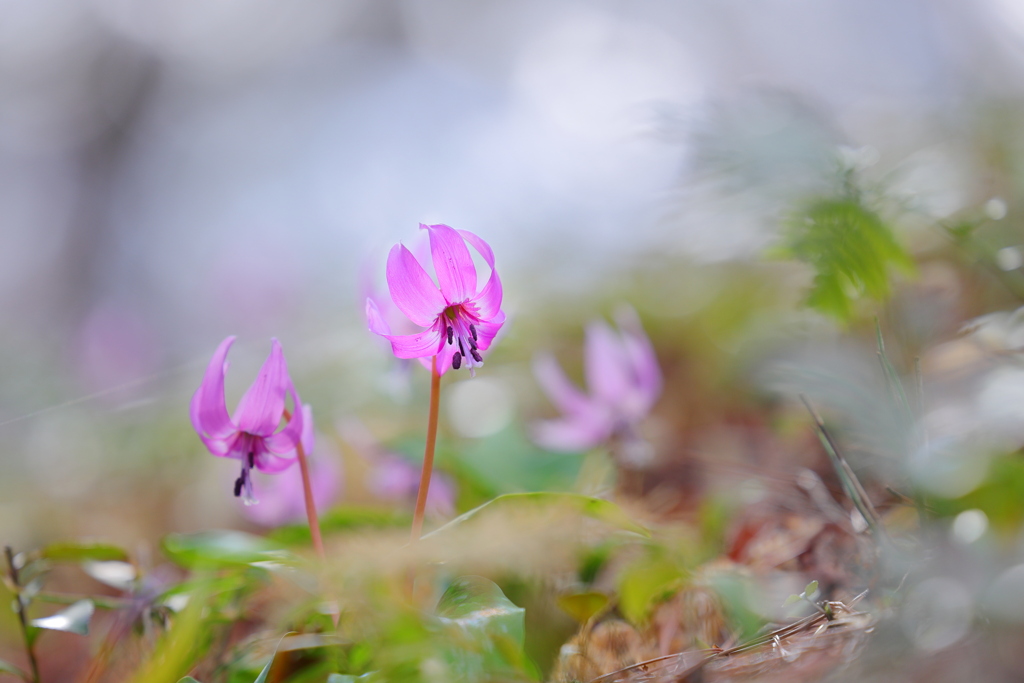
[370,452,456,517]
[190,336,312,505]
[244,440,341,527]
[533,308,662,453]
[366,223,505,375]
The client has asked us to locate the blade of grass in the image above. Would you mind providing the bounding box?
[799,396,886,541]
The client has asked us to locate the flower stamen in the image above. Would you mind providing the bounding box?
[233,450,258,505]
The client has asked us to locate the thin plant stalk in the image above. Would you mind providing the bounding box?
[282,408,325,563]
[5,546,40,683]
[798,395,886,540]
[411,356,442,542]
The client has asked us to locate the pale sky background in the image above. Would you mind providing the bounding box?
[1,0,1023,410]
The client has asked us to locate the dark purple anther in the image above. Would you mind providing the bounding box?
[470,324,477,341]
[447,326,454,345]
[234,477,243,497]
[471,349,483,363]
[452,352,462,370]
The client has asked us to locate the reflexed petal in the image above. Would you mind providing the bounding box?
[532,414,612,452]
[533,352,594,417]
[190,336,237,440]
[234,339,290,436]
[584,321,632,406]
[615,308,662,410]
[459,229,503,319]
[264,389,306,455]
[384,326,444,359]
[423,223,477,304]
[470,268,503,321]
[458,229,496,269]
[386,244,446,327]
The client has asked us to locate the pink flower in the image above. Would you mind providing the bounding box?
[244,447,341,527]
[533,308,662,452]
[370,453,456,517]
[190,337,312,504]
[366,223,505,375]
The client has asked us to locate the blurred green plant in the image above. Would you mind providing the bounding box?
[782,194,913,322]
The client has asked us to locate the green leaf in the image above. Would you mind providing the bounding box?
[783,594,803,607]
[803,580,819,598]
[30,599,94,635]
[423,492,648,539]
[617,554,684,624]
[162,531,289,569]
[176,678,202,683]
[253,634,292,683]
[435,576,530,681]
[0,658,30,681]
[269,506,410,545]
[556,591,610,623]
[784,197,913,322]
[127,583,211,683]
[38,542,128,563]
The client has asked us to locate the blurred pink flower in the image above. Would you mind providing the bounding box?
[533,308,662,452]
[244,449,341,527]
[366,223,504,375]
[190,336,312,504]
[370,453,455,517]
[75,301,161,399]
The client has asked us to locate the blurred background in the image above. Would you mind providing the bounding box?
[6,0,1024,678]
[2,0,1023,551]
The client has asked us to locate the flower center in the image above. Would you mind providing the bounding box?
[233,449,258,505]
[443,305,483,372]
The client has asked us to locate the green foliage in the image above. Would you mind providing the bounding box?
[784,197,913,321]
[269,506,411,545]
[556,592,610,624]
[127,582,212,683]
[616,546,686,625]
[709,572,766,642]
[435,576,533,682]
[424,492,649,540]
[252,634,292,683]
[36,541,128,563]
[162,530,291,569]
[931,454,1024,533]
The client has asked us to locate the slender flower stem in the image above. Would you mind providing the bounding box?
[411,356,442,542]
[5,546,40,683]
[282,409,325,563]
[296,439,325,562]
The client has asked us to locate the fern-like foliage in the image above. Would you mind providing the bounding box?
[785,197,914,321]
